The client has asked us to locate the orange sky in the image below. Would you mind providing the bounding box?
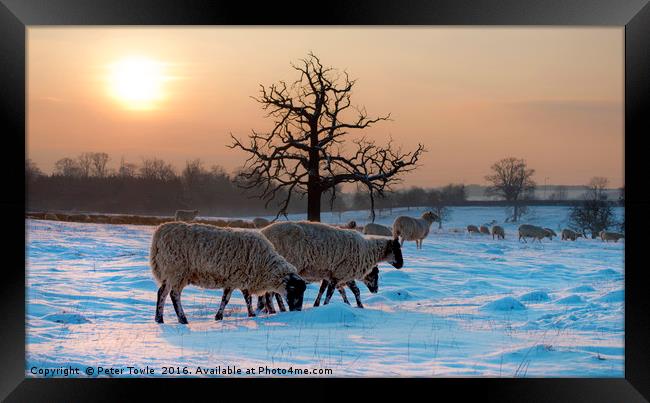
[27,27,624,187]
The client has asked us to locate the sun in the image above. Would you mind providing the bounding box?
[108,57,167,110]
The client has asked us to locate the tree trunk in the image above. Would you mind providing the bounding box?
[307,183,321,222]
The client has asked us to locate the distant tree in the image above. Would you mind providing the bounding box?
[568,177,615,238]
[54,157,83,177]
[26,159,44,187]
[118,157,138,178]
[90,152,110,178]
[77,152,93,177]
[139,157,176,180]
[428,189,450,229]
[230,53,424,222]
[484,157,536,222]
[440,183,467,203]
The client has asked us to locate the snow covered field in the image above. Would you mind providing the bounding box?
[26,206,624,377]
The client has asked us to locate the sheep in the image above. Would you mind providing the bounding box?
[252,217,270,228]
[150,222,306,324]
[518,224,553,243]
[392,211,439,249]
[363,222,393,237]
[259,266,380,313]
[261,221,402,308]
[599,231,624,242]
[491,225,505,240]
[561,228,583,241]
[543,228,557,239]
[175,209,199,222]
[227,219,256,229]
[479,225,490,235]
[467,225,480,235]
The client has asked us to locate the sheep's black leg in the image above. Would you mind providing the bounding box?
[155,281,170,323]
[215,288,233,321]
[257,295,266,313]
[347,281,364,308]
[323,281,337,305]
[241,289,256,318]
[264,293,276,314]
[337,286,351,305]
[274,293,287,312]
[314,280,329,307]
[170,287,188,324]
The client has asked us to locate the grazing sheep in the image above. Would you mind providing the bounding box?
[259,267,379,313]
[363,222,393,237]
[261,221,402,308]
[599,231,624,242]
[543,228,557,239]
[561,228,583,241]
[467,225,480,235]
[392,211,439,249]
[252,217,270,228]
[479,225,490,235]
[518,224,553,243]
[175,209,199,222]
[491,225,505,240]
[150,222,306,324]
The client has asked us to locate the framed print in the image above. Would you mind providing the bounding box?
[2,0,649,401]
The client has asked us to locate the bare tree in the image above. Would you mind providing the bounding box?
[54,157,82,178]
[485,157,536,222]
[569,177,615,238]
[118,157,138,178]
[230,53,425,222]
[90,152,110,178]
[139,157,176,181]
[428,189,449,229]
[77,152,93,177]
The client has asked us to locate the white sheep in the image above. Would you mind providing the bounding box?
[392,211,439,249]
[252,217,270,228]
[599,230,624,242]
[561,228,583,241]
[518,224,553,243]
[363,222,393,237]
[174,209,198,222]
[491,225,505,240]
[261,221,402,308]
[150,222,306,323]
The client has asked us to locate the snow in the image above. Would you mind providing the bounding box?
[26,206,624,377]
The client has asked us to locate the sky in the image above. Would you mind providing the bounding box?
[27,27,624,188]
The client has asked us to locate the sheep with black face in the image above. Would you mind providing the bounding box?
[261,221,402,308]
[150,222,306,324]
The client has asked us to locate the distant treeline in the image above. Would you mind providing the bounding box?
[25,153,622,217]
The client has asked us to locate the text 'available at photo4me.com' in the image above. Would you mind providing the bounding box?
[29,365,334,377]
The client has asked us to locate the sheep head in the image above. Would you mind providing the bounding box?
[384,239,403,269]
[282,273,306,311]
[421,211,439,223]
[363,267,379,293]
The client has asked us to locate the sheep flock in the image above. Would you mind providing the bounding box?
[150,208,622,324]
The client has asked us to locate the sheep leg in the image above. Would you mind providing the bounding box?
[215,288,233,321]
[264,293,276,314]
[337,286,351,305]
[170,287,188,324]
[347,281,364,308]
[256,295,266,313]
[314,280,329,307]
[155,281,170,323]
[323,281,337,305]
[241,289,257,317]
[274,293,287,312]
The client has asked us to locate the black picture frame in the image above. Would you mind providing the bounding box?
[2,0,648,401]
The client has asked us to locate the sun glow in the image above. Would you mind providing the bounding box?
[108,57,167,110]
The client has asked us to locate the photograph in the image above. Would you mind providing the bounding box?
[25,26,625,378]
